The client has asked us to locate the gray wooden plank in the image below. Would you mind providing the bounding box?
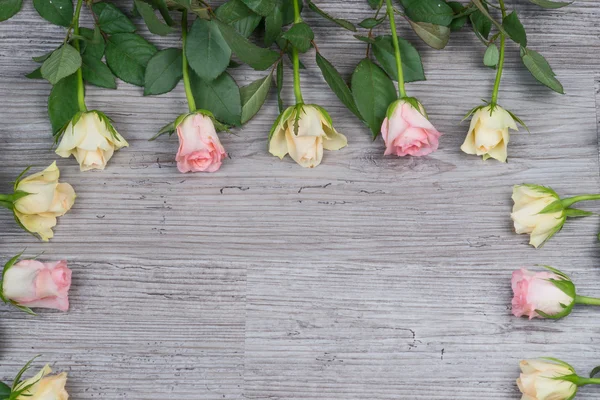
[0,0,599,399]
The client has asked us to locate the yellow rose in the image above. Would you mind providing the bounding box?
[13,162,76,241]
[511,184,565,248]
[14,365,69,400]
[517,359,577,400]
[461,105,517,162]
[56,111,128,171]
[269,105,347,168]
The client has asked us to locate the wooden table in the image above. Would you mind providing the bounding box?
[1,1,599,398]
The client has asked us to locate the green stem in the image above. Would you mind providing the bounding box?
[385,0,406,98]
[561,194,600,208]
[291,0,303,104]
[181,10,196,113]
[72,0,87,112]
[490,0,506,106]
[575,295,600,306]
[574,377,600,386]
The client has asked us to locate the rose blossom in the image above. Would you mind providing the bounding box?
[269,105,347,168]
[381,99,441,157]
[517,359,577,400]
[460,104,517,163]
[13,162,76,241]
[14,364,69,400]
[511,269,574,319]
[2,259,72,311]
[176,113,227,173]
[511,184,565,248]
[55,111,128,171]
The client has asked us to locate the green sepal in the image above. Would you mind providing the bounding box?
[92,110,122,142]
[461,104,485,122]
[535,302,573,320]
[518,184,560,199]
[539,265,570,280]
[268,105,296,141]
[564,208,594,218]
[538,200,565,214]
[506,109,530,133]
[539,358,576,373]
[10,356,41,396]
[13,166,32,190]
[310,104,333,128]
[150,109,229,141]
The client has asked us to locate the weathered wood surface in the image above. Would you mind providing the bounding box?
[1,1,600,398]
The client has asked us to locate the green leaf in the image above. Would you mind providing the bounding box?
[240,73,272,124]
[144,48,182,95]
[399,0,454,27]
[408,20,450,49]
[0,0,22,21]
[529,0,572,8]
[0,381,10,398]
[372,35,425,83]
[307,0,356,32]
[520,47,564,94]
[502,10,527,47]
[240,0,275,16]
[276,60,284,112]
[359,17,384,29]
[93,2,136,34]
[191,71,242,126]
[351,58,397,138]
[264,0,283,45]
[367,0,381,9]
[106,33,157,86]
[135,0,173,35]
[216,19,280,70]
[590,365,600,378]
[471,0,507,36]
[41,44,82,85]
[216,0,262,38]
[316,52,361,120]
[48,74,79,135]
[281,22,314,53]
[483,43,499,67]
[26,67,43,79]
[32,0,72,26]
[448,1,467,31]
[470,8,491,39]
[79,27,105,59]
[82,53,116,89]
[186,19,231,81]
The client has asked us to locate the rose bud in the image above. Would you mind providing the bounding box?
[511,268,575,320]
[269,104,347,168]
[12,364,69,400]
[517,359,578,400]
[55,110,128,171]
[176,113,227,173]
[461,104,517,163]
[12,162,76,241]
[1,256,72,312]
[381,98,442,157]
[511,184,566,248]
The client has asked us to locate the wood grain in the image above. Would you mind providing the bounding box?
[1,1,600,398]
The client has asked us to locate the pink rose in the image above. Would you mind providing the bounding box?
[511,269,574,319]
[2,259,72,311]
[176,113,227,173]
[381,99,442,157]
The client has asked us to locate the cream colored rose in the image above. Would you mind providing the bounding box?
[461,105,517,162]
[517,359,577,400]
[269,105,347,168]
[14,365,69,400]
[13,162,76,241]
[511,184,565,248]
[56,111,128,171]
